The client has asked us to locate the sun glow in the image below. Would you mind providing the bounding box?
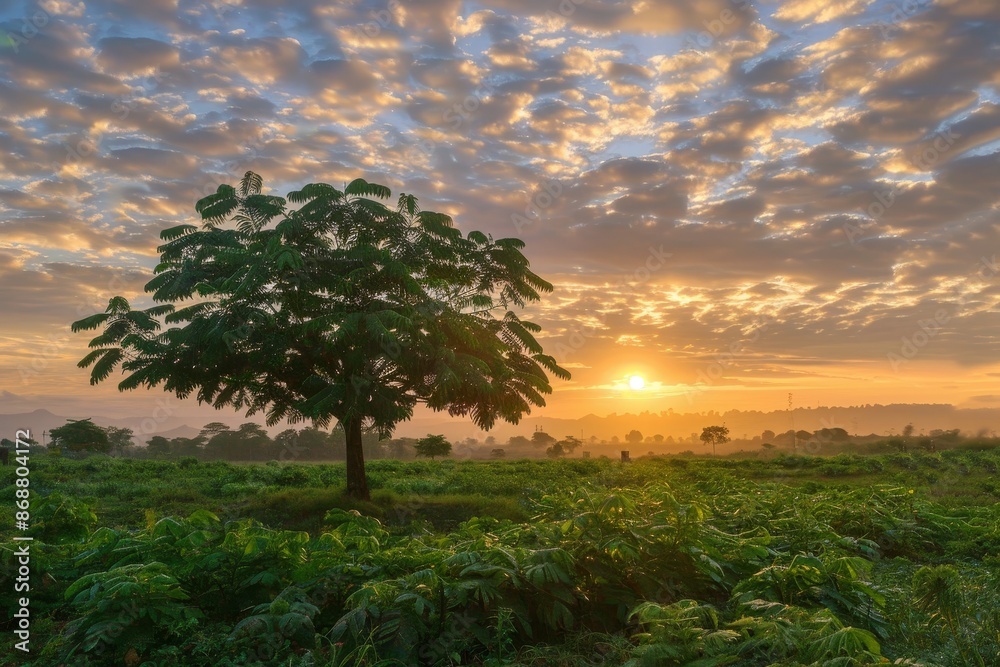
[628,375,646,390]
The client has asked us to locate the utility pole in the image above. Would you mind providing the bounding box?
[788,393,796,454]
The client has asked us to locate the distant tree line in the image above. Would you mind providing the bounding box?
[146,423,426,462]
[23,418,994,463]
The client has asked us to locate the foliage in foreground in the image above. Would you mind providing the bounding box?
[0,453,998,666]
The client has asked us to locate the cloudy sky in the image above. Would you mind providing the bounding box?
[1,0,1000,431]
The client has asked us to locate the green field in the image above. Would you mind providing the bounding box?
[3,449,999,666]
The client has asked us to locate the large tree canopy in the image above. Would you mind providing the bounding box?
[72,172,568,498]
[49,418,111,454]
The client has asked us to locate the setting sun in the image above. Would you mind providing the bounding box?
[628,375,646,391]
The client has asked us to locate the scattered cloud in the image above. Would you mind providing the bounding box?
[1,0,999,418]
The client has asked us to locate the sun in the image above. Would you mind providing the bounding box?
[628,375,645,390]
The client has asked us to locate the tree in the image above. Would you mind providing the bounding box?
[887,437,907,453]
[198,422,233,458]
[273,426,330,460]
[815,427,850,443]
[761,429,776,441]
[902,423,914,438]
[204,428,239,460]
[699,425,730,457]
[4,434,37,449]
[172,435,206,457]
[200,422,231,439]
[384,437,416,459]
[50,419,111,454]
[299,426,330,457]
[414,434,452,459]
[547,435,582,458]
[531,431,556,447]
[507,435,531,447]
[625,429,643,445]
[929,428,960,443]
[72,172,568,500]
[274,428,300,458]
[559,435,582,453]
[236,422,273,460]
[146,435,171,457]
[203,423,272,460]
[103,426,135,456]
[327,423,348,460]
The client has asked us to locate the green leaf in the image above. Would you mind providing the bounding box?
[159,224,198,241]
[344,178,391,199]
[71,313,110,333]
[240,171,263,198]
[88,349,124,384]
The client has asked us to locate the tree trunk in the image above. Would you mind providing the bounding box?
[344,416,370,500]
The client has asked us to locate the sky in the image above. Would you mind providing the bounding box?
[1,0,1000,434]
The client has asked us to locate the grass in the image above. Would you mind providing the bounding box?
[5,449,1000,536]
[3,447,999,666]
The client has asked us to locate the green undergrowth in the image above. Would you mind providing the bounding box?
[1,450,998,666]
